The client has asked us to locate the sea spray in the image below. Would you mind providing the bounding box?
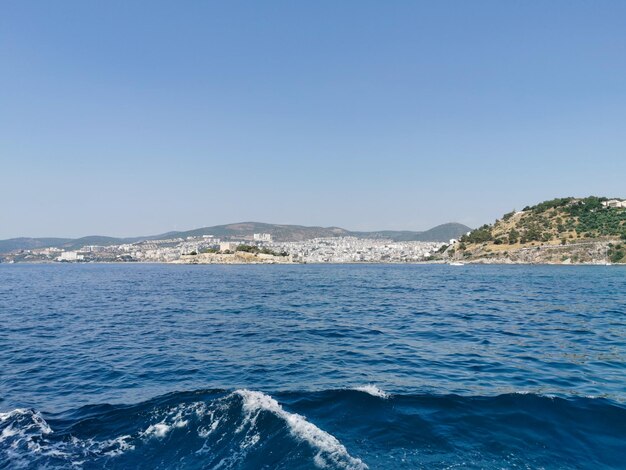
[236,390,368,469]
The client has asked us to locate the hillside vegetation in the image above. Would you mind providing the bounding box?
[452,197,626,264]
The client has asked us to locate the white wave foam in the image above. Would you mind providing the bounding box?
[236,389,367,470]
[0,408,53,454]
[91,434,136,457]
[198,410,221,438]
[140,401,207,440]
[353,385,389,399]
[2,392,368,468]
[0,409,52,437]
[1,408,139,464]
[0,408,68,466]
[0,401,218,466]
[142,422,171,438]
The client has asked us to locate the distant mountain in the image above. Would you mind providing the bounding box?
[0,221,472,254]
[0,235,144,253]
[157,222,351,242]
[349,222,471,242]
[162,221,471,243]
[61,236,147,250]
[353,223,471,242]
[0,237,73,253]
[416,222,473,242]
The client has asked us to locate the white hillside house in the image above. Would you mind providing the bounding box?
[602,199,626,208]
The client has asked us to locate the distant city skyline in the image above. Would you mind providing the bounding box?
[2,1,625,239]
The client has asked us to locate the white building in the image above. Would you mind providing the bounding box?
[602,199,626,208]
[58,251,84,261]
[253,233,272,242]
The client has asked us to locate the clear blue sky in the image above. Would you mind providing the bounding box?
[1,1,625,238]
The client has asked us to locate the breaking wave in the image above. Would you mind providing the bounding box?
[0,389,367,469]
[2,389,625,469]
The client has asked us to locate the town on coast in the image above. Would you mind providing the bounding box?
[2,197,625,265]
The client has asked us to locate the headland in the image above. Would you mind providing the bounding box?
[437,197,626,265]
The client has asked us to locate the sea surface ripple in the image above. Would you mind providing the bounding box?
[1,264,625,468]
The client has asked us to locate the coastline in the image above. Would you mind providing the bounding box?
[1,259,623,266]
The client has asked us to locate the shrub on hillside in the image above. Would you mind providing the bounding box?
[461,225,493,244]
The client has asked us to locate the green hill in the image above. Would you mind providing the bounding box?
[452,197,626,263]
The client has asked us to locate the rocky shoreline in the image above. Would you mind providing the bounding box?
[171,252,295,264]
[448,239,622,265]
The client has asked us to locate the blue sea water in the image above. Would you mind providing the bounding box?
[1,264,625,469]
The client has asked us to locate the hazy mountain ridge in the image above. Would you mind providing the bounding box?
[352,223,471,242]
[0,222,471,254]
[0,236,148,253]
